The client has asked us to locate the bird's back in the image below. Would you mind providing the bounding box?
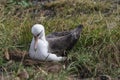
[46,24,83,56]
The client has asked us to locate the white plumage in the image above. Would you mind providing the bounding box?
[29,24,66,61]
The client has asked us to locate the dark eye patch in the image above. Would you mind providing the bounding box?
[37,31,42,37]
[37,33,40,36]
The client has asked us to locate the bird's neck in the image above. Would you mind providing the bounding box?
[39,30,47,41]
[39,34,49,46]
[40,36,46,41]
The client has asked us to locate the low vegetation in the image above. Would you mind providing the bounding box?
[0,0,120,79]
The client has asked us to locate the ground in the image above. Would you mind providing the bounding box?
[0,0,120,80]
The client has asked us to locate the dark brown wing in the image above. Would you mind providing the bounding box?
[46,24,83,56]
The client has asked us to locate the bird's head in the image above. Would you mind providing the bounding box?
[31,24,45,51]
[32,24,44,37]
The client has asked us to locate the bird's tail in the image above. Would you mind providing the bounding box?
[71,24,83,39]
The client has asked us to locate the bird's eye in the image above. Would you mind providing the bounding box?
[36,31,42,37]
[37,33,40,36]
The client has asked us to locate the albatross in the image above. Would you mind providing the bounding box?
[29,24,83,61]
[29,24,66,61]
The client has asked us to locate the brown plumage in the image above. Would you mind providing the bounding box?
[46,24,83,56]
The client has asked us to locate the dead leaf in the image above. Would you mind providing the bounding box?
[17,69,29,79]
[4,49,10,60]
[47,64,62,73]
[0,73,4,80]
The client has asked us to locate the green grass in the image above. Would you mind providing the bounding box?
[0,0,120,79]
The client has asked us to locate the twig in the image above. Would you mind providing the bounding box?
[37,66,48,75]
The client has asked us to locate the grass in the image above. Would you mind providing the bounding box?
[0,0,120,79]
